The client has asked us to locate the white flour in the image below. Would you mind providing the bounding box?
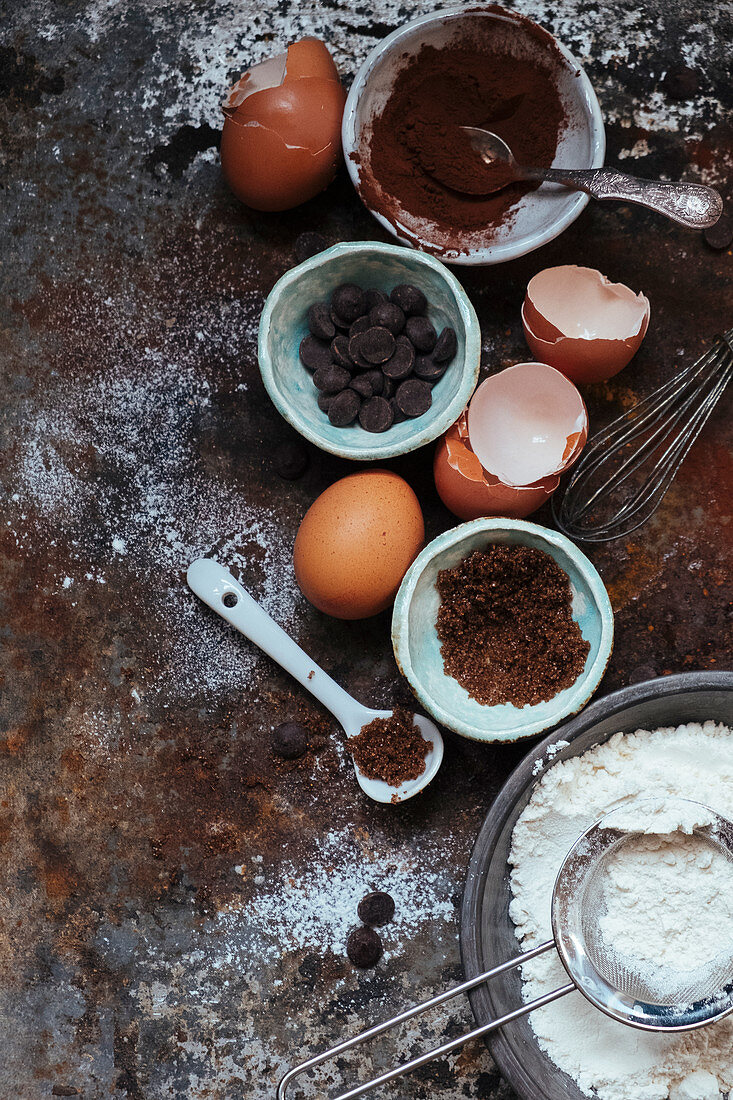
[509,721,733,1100]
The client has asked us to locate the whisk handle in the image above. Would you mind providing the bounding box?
[538,167,722,229]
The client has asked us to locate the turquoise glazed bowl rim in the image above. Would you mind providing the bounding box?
[257,241,481,460]
[391,518,614,742]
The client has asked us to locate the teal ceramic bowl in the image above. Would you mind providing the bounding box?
[258,242,481,460]
[392,519,614,742]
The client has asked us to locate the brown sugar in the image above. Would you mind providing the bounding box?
[348,707,429,786]
[436,545,590,707]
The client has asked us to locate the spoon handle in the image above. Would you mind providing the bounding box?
[526,166,722,229]
[186,558,367,731]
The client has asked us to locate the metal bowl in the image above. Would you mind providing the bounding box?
[459,670,733,1099]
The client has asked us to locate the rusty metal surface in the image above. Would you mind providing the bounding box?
[0,1,731,1097]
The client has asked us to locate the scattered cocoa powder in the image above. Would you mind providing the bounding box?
[436,545,590,707]
[348,706,429,787]
[358,10,567,250]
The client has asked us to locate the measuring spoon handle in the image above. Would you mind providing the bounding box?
[524,166,722,229]
[186,559,366,730]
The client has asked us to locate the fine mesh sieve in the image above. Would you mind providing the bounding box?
[277,798,733,1100]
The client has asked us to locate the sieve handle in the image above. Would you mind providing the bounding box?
[276,940,575,1100]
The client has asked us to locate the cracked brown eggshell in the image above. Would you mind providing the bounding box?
[522,265,650,384]
[221,39,345,212]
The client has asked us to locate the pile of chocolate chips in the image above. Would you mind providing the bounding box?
[299,282,458,433]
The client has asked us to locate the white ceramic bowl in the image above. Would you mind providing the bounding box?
[342,7,606,266]
[258,241,480,461]
[391,519,614,742]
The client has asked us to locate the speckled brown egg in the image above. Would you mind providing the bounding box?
[293,470,424,619]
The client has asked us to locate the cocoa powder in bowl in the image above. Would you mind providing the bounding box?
[356,9,569,251]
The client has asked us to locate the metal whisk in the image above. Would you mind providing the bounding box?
[552,330,733,542]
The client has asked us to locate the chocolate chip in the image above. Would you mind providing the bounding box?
[330,307,351,332]
[661,64,700,101]
[300,335,333,371]
[307,302,336,341]
[332,283,366,323]
[349,374,373,398]
[396,378,432,417]
[405,316,437,352]
[369,301,405,335]
[349,315,372,338]
[357,891,395,926]
[365,288,387,310]
[347,335,373,370]
[331,335,353,369]
[294,231,328,265]
[273,440,309,480]
[313,365,351,393]
[382,340,414,379]
[390,398,407,424]
[362,369,384,396]
[413,354,446,381]
[358,396,394,433]
[355,327,395,364]
[317,393,333,413]
[381,375,395,399]
[433,326,457,363]
[328,388,361,426]
[704,212,732,251]
[272,721,309,759]
[390,283,427,316]
[346,926,383,967]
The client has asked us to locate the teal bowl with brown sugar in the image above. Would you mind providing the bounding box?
[257,241,481,461]
[391,519,614,742]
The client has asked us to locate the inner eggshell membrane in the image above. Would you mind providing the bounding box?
[525,265,649,341]
[467,362,587,488]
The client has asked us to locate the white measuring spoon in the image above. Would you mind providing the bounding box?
[186,559,444,804]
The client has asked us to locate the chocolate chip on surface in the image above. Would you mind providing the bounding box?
[332,283,366,323]
[313,365,351,393]
[349,374,373,398]
[294,231,328,264]
[433,326,457,363]
[346,926,383,967]
[272,721,309,759]
[382,340,414,379]
[396,377,433,417]
[369,301,405,335]
[358,395,394,433]
[413,354,446,381]
[704,212,732,251]
[331,334,353,369]
[390,283,427,316]
[273,440,309,480]
[405,315,437,352]
[355,326,395,364]
[308,302,336,341]
[357,891,396,926]
[299,335,333,371]
[328,388,361,426]
[349,315,372,338]
[365,287,388,310]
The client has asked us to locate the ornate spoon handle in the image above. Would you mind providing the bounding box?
[521,166,722,229]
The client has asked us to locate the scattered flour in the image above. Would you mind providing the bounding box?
[509,721,733,1100]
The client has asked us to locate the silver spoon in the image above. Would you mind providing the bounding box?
[451,126,722,229]
[186,558,444,804]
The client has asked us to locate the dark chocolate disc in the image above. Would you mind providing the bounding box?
[365,287,388,311]
[390,284,427,316]
[413,354,446,381]
[313,365,351,393]
[349,315,372,338]
[369,301,405,335]
[328,388,361,426]
[354,327,395,364]
[433,326,458,363]
[346,926,382,968]
[357,891,395,926]
[300,335,333,371]
[405,315,437,353]
[395,378,432,417]
[330,306,351,332]
[332,283,366,323]
[349,374,373,398]
[358,396,394,433]
[331,335,353,369]
[317,393,333,413]
[272,721,309,759]
[362,369,384,396]
[390,397,407,424]
[382,341,414,379]
[307,302,336,341]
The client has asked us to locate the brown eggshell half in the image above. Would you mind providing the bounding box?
[522,265,651,385]
[283,38,340,83]
[433,414,558,521]
[221,78,345,211]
